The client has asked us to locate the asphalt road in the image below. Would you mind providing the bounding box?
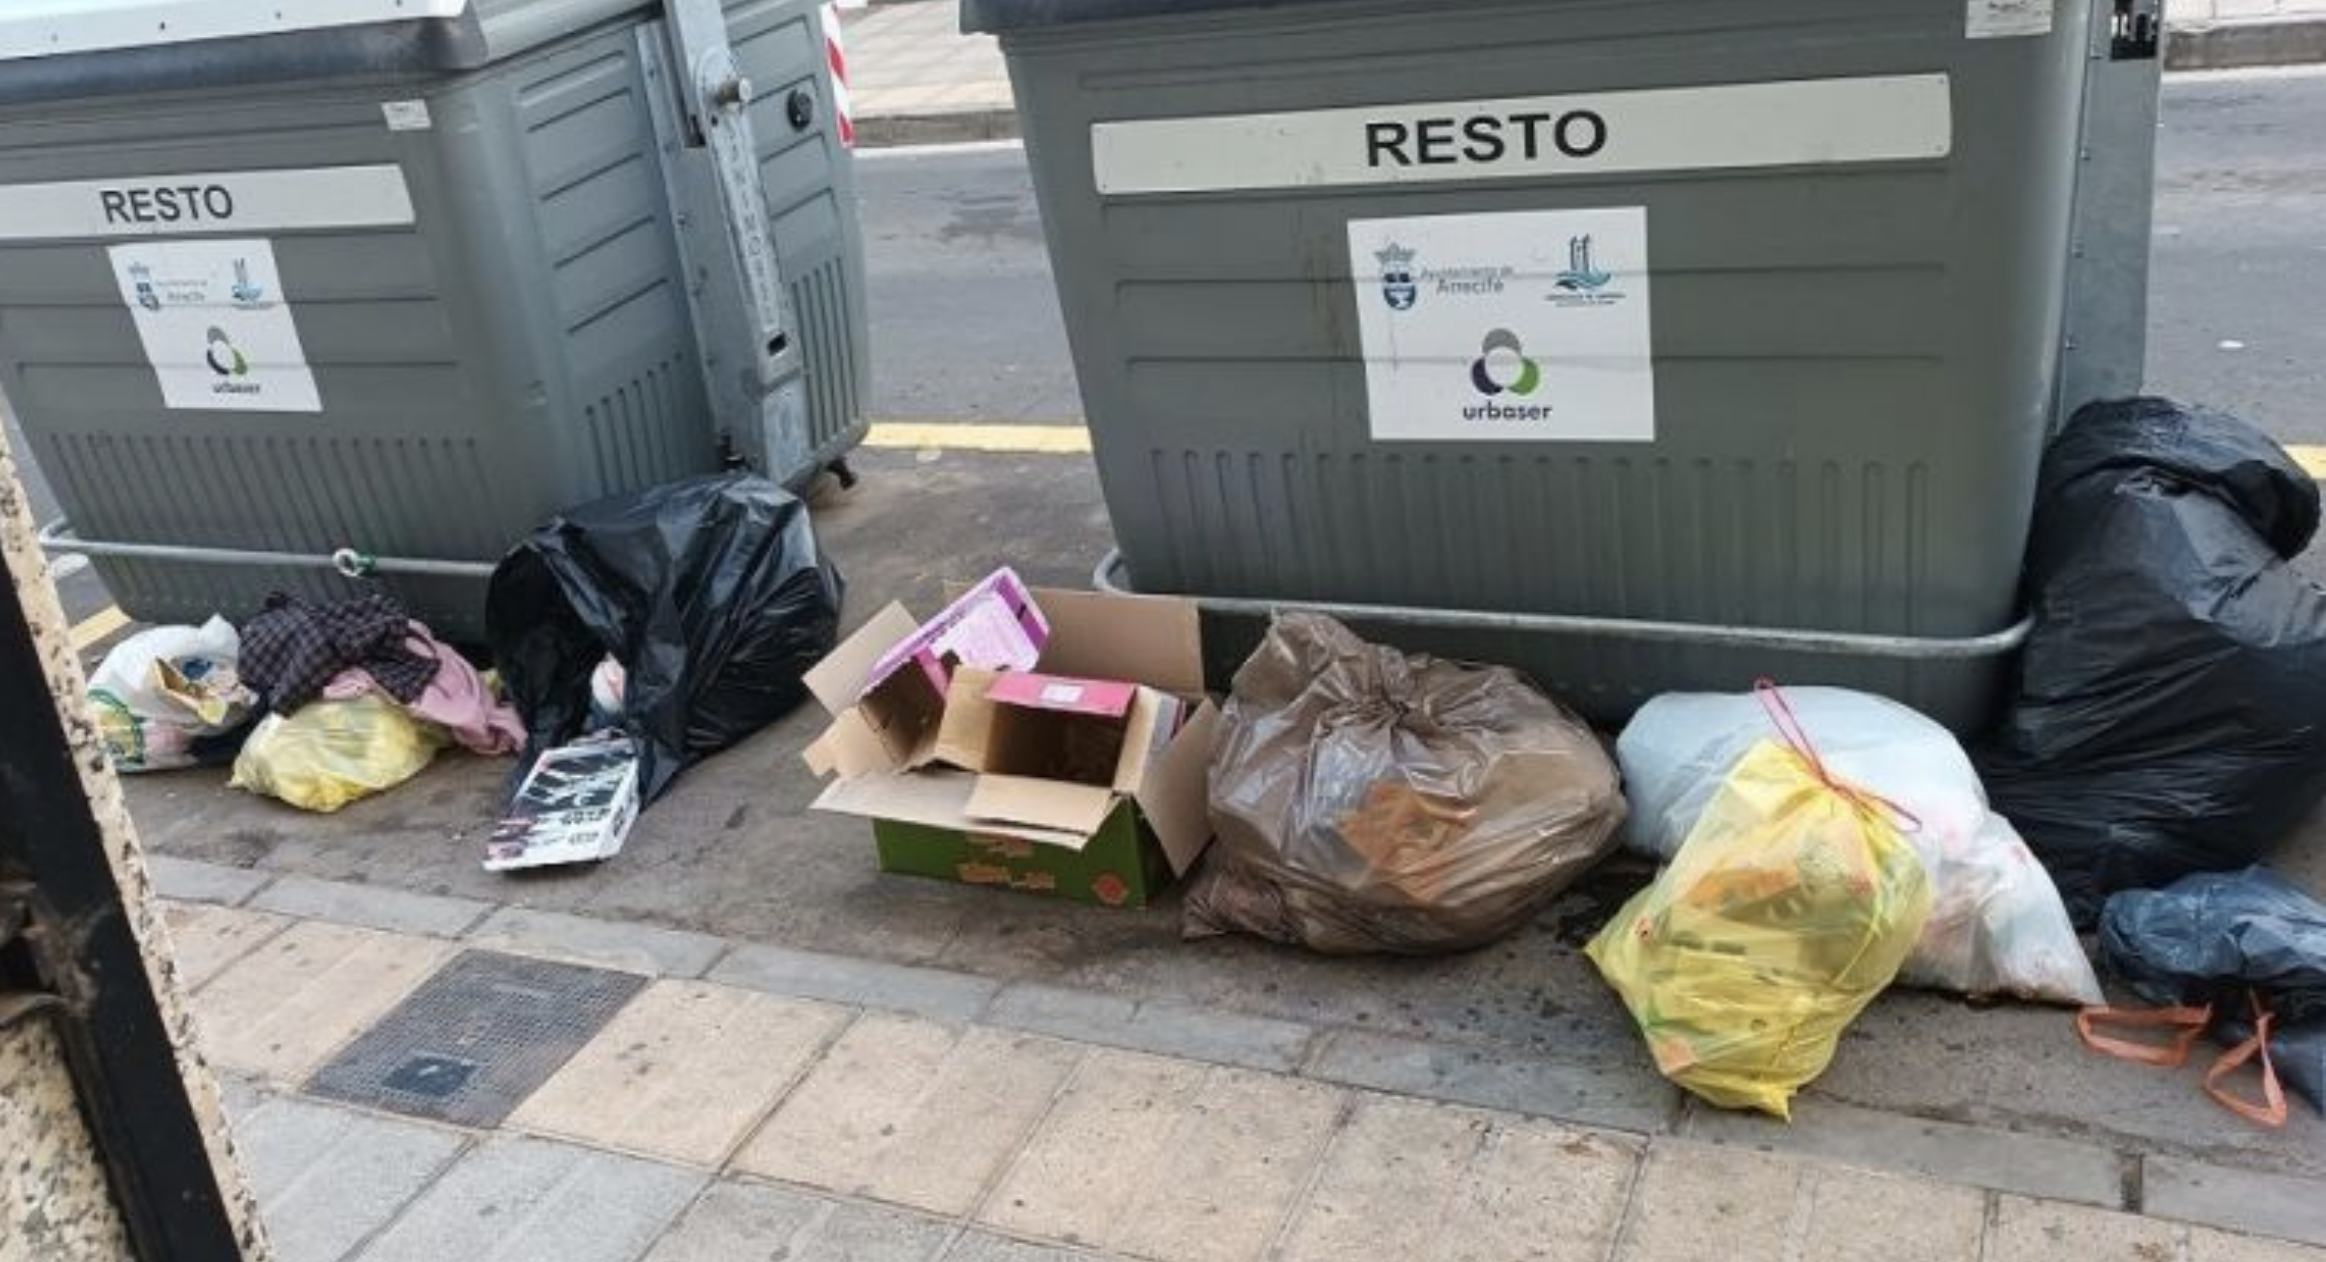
[10,65,2326,633]
[855,140,1082,423]
[2144,67,2326,435]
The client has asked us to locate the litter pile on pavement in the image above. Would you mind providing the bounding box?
[88,471,846,869]
[91,593,524,811]
[88,396,2326,1132]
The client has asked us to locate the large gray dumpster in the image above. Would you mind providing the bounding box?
[967,0,2162,730]
[0,0,870,642]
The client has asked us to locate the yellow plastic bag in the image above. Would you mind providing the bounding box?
[229,695,447,813]
[1587,737,1932,1118]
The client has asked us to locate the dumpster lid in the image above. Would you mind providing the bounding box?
[0,0,471,61]
[962,0,1344,34]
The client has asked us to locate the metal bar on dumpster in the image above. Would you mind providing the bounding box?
[661,0,797,380]
[1093,549,2031,661]
[37,517,499,579]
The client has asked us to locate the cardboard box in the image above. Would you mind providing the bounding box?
[983,673,1145,784]
[803,569,1048,777]
[803,588,1216,907]
[863,567,1048,700]
[485,734,641,872]
[874,811,1170,908]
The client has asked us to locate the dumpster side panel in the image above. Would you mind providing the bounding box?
[2056,10,2162,421]
[732,0,873,478]
[503,27,719,504]
[0,86,524,636]
[1001,0,2103,725]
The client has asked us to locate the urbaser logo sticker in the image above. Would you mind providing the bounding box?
[107,239,321,413]
[1469,329,1542,397]
[1350,206,1656,443]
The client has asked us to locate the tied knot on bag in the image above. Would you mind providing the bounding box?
[1369,645,1435,733]
[1752,679,1924,835]
[1337,646,1451,740]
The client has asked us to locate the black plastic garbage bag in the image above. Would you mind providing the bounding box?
[487,474,843,803]
[1976,397,2326,926]
[2099,868,2326,1114]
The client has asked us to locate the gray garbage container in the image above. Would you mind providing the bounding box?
[967,0,2162,729]
[0,0,870,642]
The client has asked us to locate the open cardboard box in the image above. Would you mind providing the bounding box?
[803,588,1217,908]
[805,569,1048,776]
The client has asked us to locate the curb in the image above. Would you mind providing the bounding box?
[857,105,1019,148]
[2167,17,2326,70]
[155,851,2326,1253]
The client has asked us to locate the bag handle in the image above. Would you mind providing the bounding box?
[2203,992,2289,1129]
[2078,994,2289,1128]
[2076,1004,2213,1068]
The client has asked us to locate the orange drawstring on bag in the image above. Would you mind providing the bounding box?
[2078,989,2287,1128]
[1753,679,1923,834]
[2076,1004,2212,1067]
[2204,991,2289,1129]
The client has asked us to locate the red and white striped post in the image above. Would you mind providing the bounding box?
[820,1,863,147]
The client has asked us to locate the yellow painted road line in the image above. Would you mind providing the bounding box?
[865,421,1092,455]
[2290,445,2326,481]
[69,605,130,653]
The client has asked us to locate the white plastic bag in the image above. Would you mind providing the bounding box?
[86,617,257,772]
[1616,686,2102,1005]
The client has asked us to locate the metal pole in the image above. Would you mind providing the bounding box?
[37,516,500,580]
[1092,548,2032,661]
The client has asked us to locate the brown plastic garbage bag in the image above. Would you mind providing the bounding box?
[1185,613,1626,954]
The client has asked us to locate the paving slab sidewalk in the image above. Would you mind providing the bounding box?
[846,1,1014,147]
[169,875,2326,1262]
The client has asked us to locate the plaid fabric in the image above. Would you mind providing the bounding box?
[240,592,440,715]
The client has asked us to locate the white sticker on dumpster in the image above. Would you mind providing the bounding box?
[1092,75,1951,196]
[107,239,322,413]
[382,100,435,132]
[1351,207,1655,444]
[0,165,414,241]
[1967,0,2053,38]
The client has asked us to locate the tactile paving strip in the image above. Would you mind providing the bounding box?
[305,950,645,1127]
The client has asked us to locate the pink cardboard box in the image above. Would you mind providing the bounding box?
[984,673,1140,719]
[861,567,1048,704]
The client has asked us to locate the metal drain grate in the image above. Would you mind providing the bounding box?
[306,950,644,1127]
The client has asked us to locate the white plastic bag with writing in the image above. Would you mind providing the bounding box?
[87,617,256,772]
[1617,686,2101,1005]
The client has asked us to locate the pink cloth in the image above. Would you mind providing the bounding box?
[322,623,526,756]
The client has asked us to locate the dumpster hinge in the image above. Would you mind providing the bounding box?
[643,0,815,483]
